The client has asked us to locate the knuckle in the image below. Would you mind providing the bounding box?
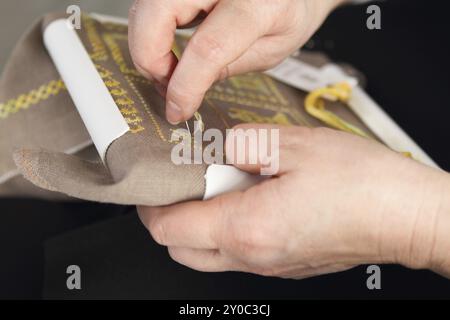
[214,194,238,246]
[167,80,203,110]
[310,127,342,146]
[234,0,282,28]
[250,46,284,71]
[229,0,254,16]
[128,0,140,19]
[167,80,192,100]
[189,33,227,65]
[279,126,315,149]
[262,55,284,70]
[217,65,230,81]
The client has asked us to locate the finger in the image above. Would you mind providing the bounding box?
[177,10,208,29]
[219,35,296,79]
[165,0,269,124]
[137,192,242,249]
[168,247,238,272]
[128,0,215,84]
[225,123,313,175]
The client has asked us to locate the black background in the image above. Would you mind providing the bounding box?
[1,0,450,299]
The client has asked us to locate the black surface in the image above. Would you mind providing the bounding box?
[0,200,125,299]
[42,212,450,300]
[1,0,450,299]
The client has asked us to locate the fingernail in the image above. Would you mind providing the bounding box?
[166,101,183,125]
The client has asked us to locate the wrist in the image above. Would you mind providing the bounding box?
[356,152,450,272]
[426,172,450,276]
[385,160,450,272]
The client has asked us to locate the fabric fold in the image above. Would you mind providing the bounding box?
[0,15,95,200]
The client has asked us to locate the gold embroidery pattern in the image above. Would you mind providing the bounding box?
[228,108,293,125]
[101,31,191,142]
[83,16,109,62]
[125,75,169,141]
[96,65,144,133]
[93,19,306,140]
[0,80,66,119]
[206,74,311,127]
[103,33,141,77]
[81,17,144,134]
[103,22,128,33]
[99,31,172,140]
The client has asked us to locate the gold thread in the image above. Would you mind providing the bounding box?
[82,16,109,62]
[228,108,293,125]
[128,76,152,85]
[0,80,66,119]
[172,40,182,60]
[206,73,311,126]
[101,30,178,143]
[305,82,414,158]
[205,90,309,126]
[96,64,144,133]
[125,75,169,142]
[103,21,128,33]
[102,33,142,76]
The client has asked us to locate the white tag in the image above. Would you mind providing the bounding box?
[265,57,358,92]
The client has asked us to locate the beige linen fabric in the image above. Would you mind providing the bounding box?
[0,15,95,200]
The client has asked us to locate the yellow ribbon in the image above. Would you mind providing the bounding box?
[305,82,370,138]
[305,82,413,158]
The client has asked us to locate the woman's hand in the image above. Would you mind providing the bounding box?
[137,124,450,279]
[128,0,347,124]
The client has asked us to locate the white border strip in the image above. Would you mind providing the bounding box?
[44,19,129,162]
[349,87,437,167]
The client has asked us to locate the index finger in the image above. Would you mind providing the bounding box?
[128,0,179,84]
[165,0,269,124]
[129,0,216,85]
